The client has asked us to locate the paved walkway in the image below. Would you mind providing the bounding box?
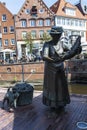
[0,88,87,130]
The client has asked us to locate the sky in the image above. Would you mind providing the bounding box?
[0,0,86,14]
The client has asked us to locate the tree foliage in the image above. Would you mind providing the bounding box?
[24,32,34,53]
[41,32,52,43]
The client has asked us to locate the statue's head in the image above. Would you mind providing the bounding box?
[50,26,63,42]
[50,26,63,35]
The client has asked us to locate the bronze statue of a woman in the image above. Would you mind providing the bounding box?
[42,26,82,110]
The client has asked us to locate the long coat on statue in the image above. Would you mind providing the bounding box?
[42,35,82,108]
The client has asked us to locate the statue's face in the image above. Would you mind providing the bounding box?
[51,33,61,38]
[51,33,62,44]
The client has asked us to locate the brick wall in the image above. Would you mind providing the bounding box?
[0,3,15,49]
[0,60,87,83]
[0,62,44,82]
[65,59,87,83]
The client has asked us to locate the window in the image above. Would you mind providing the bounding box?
[84,5,87,13]
[65,8,76,16]
[57,18,61,25]
[4,39,8,46]
[38,19,44,26]
[3,27,8,33]
[66,19,71,25]
[75,20,78,26]
[45,19,51,26]
[82,21,85,27]
[22,32,27,39]
[39,30,44,38]
[79,21,83,27]
[71,20,74,26]
[10,26,14,33]
[2,14,6,21]
[31,5,37,16]
[21,19,27,27]
[81,31,84,37]
[30,19,36,26]
[25,9,30,14]
[62,18,65,25]
[39,9,44,13]
[31,30,36,39]
[11,39,15,45]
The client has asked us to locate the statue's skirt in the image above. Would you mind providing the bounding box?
[43,62,70,108]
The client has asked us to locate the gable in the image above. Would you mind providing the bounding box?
[17,0,54,20]
[0,2,13,16]
[50,0,86,19]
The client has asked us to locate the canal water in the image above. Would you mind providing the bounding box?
[68,83,87,95]
[35,83,87,95]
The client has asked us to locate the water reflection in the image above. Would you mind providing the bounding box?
[68,83,87,95]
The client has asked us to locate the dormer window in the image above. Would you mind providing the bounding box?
[31,5,37,16]
[83,5,87,14]
[81,0,87,14]
[65,8,76,16]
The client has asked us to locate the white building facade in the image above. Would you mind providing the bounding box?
[50,0,87,54]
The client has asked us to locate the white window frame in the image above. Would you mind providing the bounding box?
[2,14,6,21]
[4,39,8,46]
[21,19,27,27]
[22,32,27,39]
[30,20,36,27]
[38,19,44,26]
[39,9,44,13]
[65,8,76,16]
[11,39,15,45]
[39,30,44,38]
[45,19,51,26]
[3,27,8,33]
[31,30,36,39]
[57,18,61,25]
[10,26,14,33]
[25,9,30,14]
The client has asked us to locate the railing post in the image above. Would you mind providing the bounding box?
[21,63,24,82]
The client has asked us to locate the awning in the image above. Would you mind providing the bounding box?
[0,49,15,53]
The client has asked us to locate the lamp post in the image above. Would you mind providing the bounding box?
[14,15,18,62]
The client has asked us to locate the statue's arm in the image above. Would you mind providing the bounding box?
[42,43,53,62]
[62,35,82,60]
[42,43,62,62]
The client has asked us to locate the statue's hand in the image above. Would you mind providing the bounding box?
[54,55,64,62]
[76,46,82,54]
[61,35,82,60]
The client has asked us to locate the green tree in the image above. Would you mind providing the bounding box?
[24,32,34,53]
[41,32,52,43]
